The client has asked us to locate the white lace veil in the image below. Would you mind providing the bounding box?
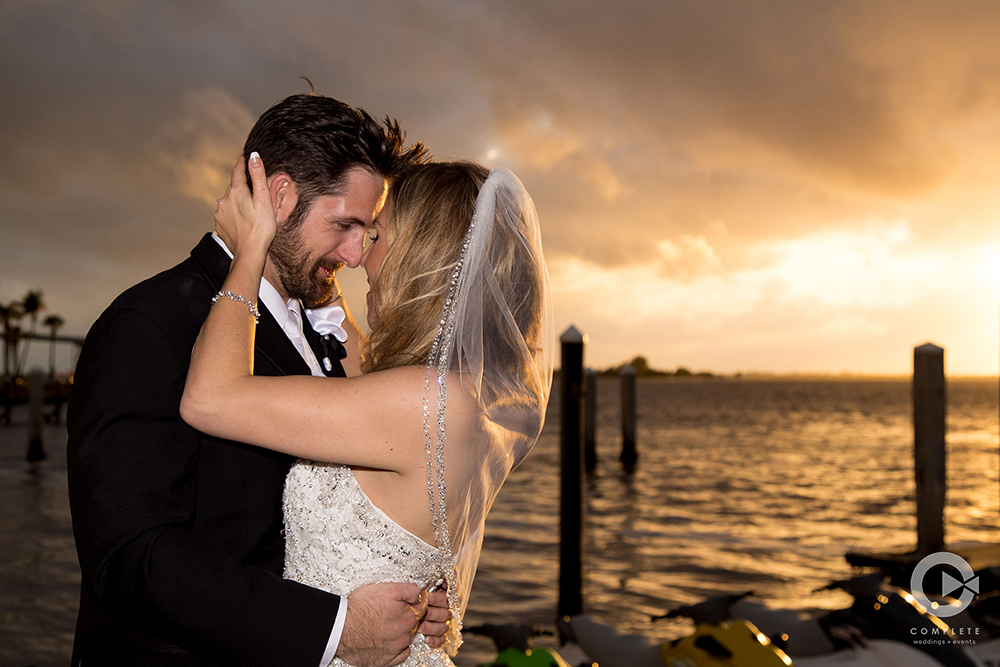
[423,168,554,653]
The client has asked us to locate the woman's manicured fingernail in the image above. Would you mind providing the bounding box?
[249,151,261,166]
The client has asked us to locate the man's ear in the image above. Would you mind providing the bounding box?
[268,173,298,223]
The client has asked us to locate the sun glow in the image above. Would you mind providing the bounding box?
[549,220,1000,375]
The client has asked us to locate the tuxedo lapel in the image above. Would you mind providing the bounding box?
[189,233,312,377]
[255,306,313,377]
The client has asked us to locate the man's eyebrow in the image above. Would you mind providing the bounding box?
[331,216,370,227]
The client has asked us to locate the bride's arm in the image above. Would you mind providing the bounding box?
[181,155,421,473]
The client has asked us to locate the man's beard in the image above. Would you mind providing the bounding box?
[268,221,343,307]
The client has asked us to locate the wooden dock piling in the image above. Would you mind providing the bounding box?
[559,326,586,619]
[585,368,597,473]
[620,364,637,469]
[913,343,945,553]
[27,369,45,462]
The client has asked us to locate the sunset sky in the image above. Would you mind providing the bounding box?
[4,1,1000,375]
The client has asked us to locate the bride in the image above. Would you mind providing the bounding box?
[181,154,553,665]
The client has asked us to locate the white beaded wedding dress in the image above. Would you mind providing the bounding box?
[280,167,553,667]
[283,462,451,667]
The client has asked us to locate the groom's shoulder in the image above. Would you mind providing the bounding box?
[111,256,209,312]
[96,237,219,340]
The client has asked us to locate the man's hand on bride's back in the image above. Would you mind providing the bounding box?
[339,582,451,667]
[214,152,277,257]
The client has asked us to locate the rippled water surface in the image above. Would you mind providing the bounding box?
[461,378,1000,663]
[2,378,998,666]
[0,419,78,667]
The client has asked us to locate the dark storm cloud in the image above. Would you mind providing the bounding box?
[483,0,985,192]
[3,0,1000,371]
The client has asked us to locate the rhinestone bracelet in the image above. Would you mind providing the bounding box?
[211,290,260,323]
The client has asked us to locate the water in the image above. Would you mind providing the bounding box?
[460,377,1000,662]
[0,419,78,667]
[1,378,998,666]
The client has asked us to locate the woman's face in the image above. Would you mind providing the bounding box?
[361,197,391,328]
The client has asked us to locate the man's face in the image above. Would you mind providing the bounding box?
[267,167,387,305]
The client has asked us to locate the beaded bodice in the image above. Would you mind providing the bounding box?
[283,461,451,667]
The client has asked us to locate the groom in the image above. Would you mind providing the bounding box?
[67,94,443,667]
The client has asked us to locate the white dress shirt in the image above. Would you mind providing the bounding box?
[212,234,346,666]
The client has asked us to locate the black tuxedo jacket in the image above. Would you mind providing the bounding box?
[67,234,342,667]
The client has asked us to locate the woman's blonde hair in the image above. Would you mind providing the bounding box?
[365,162,487,372]
[364,161,544,396]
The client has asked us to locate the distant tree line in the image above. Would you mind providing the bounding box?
[596,356,715,378]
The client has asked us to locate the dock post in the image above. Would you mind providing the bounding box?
[620,364,638,469]
[27,369,45,462]
[584,368,597,473]
[559,326,586,619]
[913,343,945,553]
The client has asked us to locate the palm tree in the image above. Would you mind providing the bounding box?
[0,301,24,379]
[0,302,10,379]
[16,290,45,376]
[43,314,65,378]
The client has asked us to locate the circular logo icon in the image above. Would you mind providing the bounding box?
[910,551,979,618]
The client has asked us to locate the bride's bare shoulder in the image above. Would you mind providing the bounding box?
[354,365,479,418]
[353,365,481,464]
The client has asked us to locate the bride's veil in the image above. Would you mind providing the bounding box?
[423,168,554,653]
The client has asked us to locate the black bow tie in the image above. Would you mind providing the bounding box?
[317,333,348,374]
[297,302,348,378]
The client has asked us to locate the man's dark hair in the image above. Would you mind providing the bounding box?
[243,93,427,228]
